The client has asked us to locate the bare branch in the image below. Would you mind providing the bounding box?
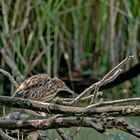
[0,68,19,88]
[0,96,140,117]
[56,129,71,140]
[103,69,122,85]
[90,56,133,104]
[87,97,140,108]
[70,127,81,140]
[0,117,140,138]
[65,56,133,105]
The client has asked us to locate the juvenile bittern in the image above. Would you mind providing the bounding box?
[11,74,73,138]
[13,74,73,102]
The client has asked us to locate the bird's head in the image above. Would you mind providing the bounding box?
[51,77,74,98]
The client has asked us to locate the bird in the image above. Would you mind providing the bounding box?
[13,74,74,102]
[12,74,74,139]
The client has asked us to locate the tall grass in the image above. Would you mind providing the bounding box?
[0,0,139,97]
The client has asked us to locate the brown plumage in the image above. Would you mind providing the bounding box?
[13,74,73,102]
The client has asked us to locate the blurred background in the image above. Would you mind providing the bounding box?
[0,0,140,139]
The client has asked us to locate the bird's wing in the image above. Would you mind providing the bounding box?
[13,74,51,100]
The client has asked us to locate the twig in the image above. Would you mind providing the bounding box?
[89,69,122,104]
[90,56,133,104]
[70,127,81,140]
[0,68,19,88]
[81,92,103,101]
[87,97,140,108]
[100,56,133,82]
[56,128,71,140]
[103,69,122,85]
[66,56,133,105]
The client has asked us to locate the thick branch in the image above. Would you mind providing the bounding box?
[0,96,140,117]
[0,117,139,138]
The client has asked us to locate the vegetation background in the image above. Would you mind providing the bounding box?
[0,0,140,139]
